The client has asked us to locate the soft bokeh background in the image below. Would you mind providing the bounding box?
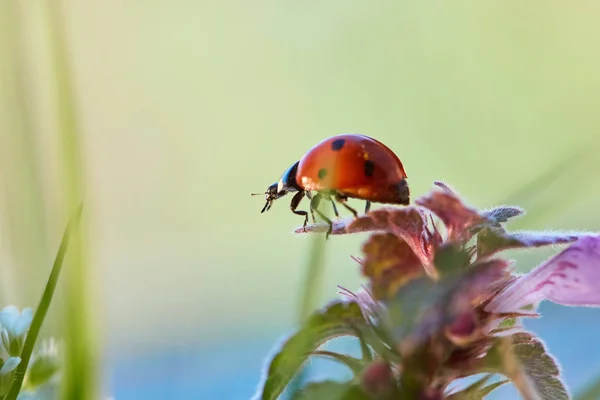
[1,0,600,399]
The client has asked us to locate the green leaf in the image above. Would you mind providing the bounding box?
[482,332,569,400]
[489,317,518,335]
[256,301,367,400]
[447,374,508,399]
[476,226,583,258]
[354,328,374,364]
[291,380,369,400]
[27,354,60,388]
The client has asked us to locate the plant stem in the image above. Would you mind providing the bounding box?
[287,235,326,398]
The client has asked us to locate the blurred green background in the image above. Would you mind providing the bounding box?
[1,0,600,398]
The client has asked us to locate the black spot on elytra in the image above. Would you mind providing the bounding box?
[318,168,328,180]
[331,139,345,151]
[364,160,375,177]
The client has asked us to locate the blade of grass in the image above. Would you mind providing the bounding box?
[44,0,98,398]
[4,205,83,400]
[574,375,600,400]
[498,145,593,228]
[0,0,49,306]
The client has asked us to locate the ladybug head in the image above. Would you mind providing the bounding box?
[254,161,301,214]
[251,181,287,213]
[260,182,287,213]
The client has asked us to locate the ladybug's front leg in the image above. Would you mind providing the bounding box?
[309,193,333,238]
[305,191,317,223]
[290,191,308,229]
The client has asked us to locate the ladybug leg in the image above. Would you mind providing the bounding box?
[305,192,317,223]
[310,193,333,238]
[329,199,340,218]
[335,193,358,218]
[364,201,371,213]
[290,191,308,229]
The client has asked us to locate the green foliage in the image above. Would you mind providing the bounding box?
[446,375,508,400]
[257,301,369,400]
[291,380,369,400]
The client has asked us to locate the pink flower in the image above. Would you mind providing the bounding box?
[485,234,600,313]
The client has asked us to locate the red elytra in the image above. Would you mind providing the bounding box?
[254,133,410,237]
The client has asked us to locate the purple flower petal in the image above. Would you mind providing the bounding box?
[485,234,600,313]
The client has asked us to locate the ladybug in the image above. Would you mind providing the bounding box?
[255,133,410,236]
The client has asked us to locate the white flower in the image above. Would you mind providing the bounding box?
[0,356,21,375]
[0,306,33,338]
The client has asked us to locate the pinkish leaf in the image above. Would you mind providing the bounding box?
[477,227,585,258]
[296,207,439,267]
[296,207,416,234]
[485,234,600,313]
[361,233,425,299]
[416,186,487,243]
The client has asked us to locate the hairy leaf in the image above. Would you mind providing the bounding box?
[482,206,525,224]
[477,226,584,258]
[482,332,569,400]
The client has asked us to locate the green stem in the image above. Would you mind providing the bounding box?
[297,236,326,323]
[4,205,83,400]
[287,236,327,398]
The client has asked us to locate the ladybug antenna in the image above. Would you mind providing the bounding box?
[250,192,266,196]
